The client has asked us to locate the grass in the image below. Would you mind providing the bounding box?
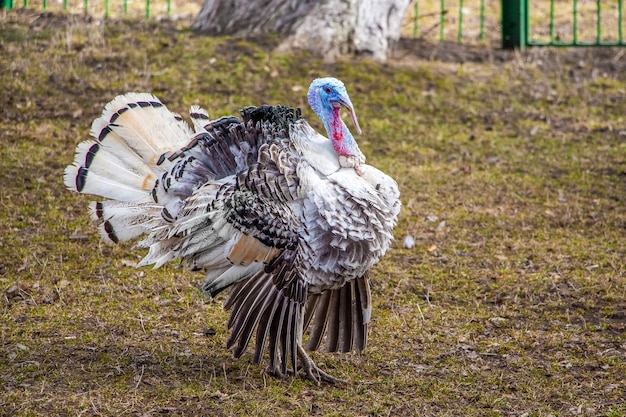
[1,8,625,417]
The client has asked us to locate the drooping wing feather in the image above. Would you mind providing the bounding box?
[225,254,305,374]
[304,273,372,353]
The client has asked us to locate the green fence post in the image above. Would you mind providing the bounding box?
[596,0,601,44]
[573,0,578,44]
[502,0,526,48]
[619,0,623,44]
[413,1,418,37]
[480,0,485,40]
[458,0,464,41]
[440,0,445,41]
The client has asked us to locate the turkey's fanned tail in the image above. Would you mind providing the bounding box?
[64,93,196,243]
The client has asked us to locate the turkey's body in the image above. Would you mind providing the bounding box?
[64,90,400,383]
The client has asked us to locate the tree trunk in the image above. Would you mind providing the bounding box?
[191,0,410,62]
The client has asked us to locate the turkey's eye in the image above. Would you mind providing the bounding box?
[323,86,332,94]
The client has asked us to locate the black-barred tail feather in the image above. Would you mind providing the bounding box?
[64,139,156,203]
[189,104,211,133]
[64,93,193,201]
[88,201,162,244]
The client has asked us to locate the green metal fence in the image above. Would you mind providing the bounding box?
[410,0,625,47]
[2,0,625,48]
[505,0,626,47]
[411,0,494,42]
[0,0,191,19]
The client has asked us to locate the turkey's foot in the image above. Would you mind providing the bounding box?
[265,362,293,380]
[297,344,346,385]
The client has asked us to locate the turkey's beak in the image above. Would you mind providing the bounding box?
[336,96,362,135]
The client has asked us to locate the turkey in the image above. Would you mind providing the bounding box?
[64,77,401,384]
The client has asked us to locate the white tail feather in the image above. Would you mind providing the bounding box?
[90,118,167,170]
[189,104,211,133]
[64,165,151,203]
[64,140,156,194]
[66,93,199,205]
[98,93,193,164]
[89,201,162,243]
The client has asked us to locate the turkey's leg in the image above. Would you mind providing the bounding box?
[297,344,346,385]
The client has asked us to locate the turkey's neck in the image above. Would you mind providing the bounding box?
[325,107,360,157]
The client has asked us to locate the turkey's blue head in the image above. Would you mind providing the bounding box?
[308,77,362,158]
